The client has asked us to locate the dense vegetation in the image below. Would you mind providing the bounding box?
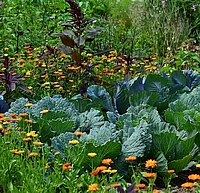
[0,0,200,192]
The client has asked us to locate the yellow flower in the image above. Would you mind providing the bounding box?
[69,140,79,145]
[74,131,84,136]
[54,152,60,156]
[40,110,49,114]
[88,153,97,158]
[196,164,200,168]
[24,103,33,107]
[33,141,43,146]
[145,159,157,169]
[110,169,117,173]
[26,131,38,137]
[87,183,99,192]
[15,150,25,155]
[10,149,18,153]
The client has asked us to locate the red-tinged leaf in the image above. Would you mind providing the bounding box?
[60,35,75,48]
[72,51,82,63]
[18,84,32,92]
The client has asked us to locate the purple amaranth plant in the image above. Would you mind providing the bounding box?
[117,184,136,193]
[54,0,103,66]
[0,2,2,6]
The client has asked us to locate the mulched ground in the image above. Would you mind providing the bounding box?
[155,169,200,192]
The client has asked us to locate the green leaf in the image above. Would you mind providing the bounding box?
[175,134,196,159]
[76,141,121,170]
[129,90,159,106]
[168,155,193,173]
[70,98,102,113]
[164,110,196,132]
[49,120,75,135]
[144,74,169,93]
[155,152,169,176]
[151,132,177,161]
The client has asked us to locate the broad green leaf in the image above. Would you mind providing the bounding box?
[155,152,169,177]
[76,141,121,170]
[175,134,196,159]
[48,120,74,135]
[129,90,159,106]
[151,132,177,161]
[168,155,193,173]
[144,74,169,93]
[164,110,196,132]
[70,98,102,113]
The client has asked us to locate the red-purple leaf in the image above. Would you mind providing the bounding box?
[60,35,75,48]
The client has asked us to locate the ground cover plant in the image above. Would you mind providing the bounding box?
[1,0,200,192]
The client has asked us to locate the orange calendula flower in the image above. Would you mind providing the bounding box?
[22,137,32,142]
[136,184,146,189]
[62,162,72,171]
[181,182,195,188]
[143,172,156,178]
[102,158,114,165]
[168,170,175,174]
[88,153,97,158]
[74,131,84,136]
[25,119,33,124]
[125,156,137,161]
[111,184,120,188]
[153,189,161,193]
[90,169,100,175]
[69,140,79,145]
[19,113,29,117]
[33,141,43,146]
[145,159,157,169]
[28,152,38,157]
[188,174,200,181]
[87,183,99,192]
[10,113,16,117]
